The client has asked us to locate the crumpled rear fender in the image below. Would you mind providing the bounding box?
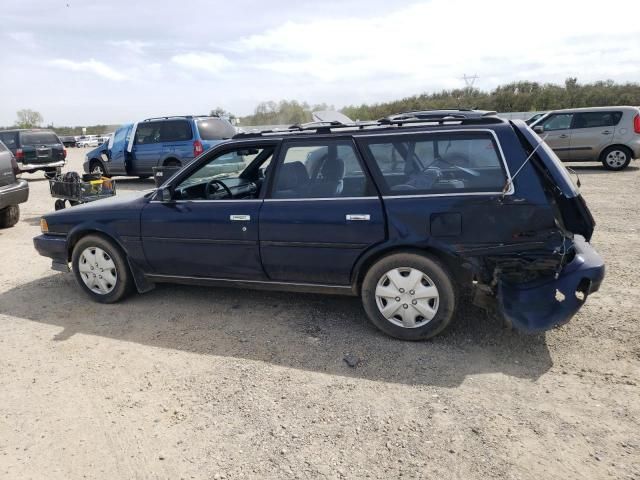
[497,235,604,332]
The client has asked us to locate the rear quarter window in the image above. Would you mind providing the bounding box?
[0,132,19,149]
[361,132,508,196]
[572,111,623,128]
[195,118,236,140]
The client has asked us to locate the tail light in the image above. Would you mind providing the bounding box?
[633,114,640,134]
[63,148,67,159]
[193,140,204,157]
[15,148,24,161]
[10,154,20,176]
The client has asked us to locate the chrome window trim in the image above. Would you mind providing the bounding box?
[354,128,515,196]
[264,196,379,202]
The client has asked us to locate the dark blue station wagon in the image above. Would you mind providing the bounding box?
[34,111,605,340]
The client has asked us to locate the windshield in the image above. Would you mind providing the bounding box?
[21,131,60,145]
[195,118,236,140]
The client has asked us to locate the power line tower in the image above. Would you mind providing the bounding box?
[461,73,479,89]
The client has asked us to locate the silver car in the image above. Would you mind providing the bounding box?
[531,106,640,170]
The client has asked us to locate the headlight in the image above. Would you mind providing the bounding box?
[40,218,49,233]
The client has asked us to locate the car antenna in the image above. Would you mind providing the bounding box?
[501,134,548,198]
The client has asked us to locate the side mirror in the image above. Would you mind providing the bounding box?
[533,125,544,134]
[159,187,173,203]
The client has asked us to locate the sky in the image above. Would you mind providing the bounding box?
[1,0,639,126]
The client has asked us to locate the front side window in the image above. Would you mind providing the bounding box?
[271,140,371,199]
[572,111,622,129]
[134,122,161,144]
[174,146,273,201]
[362,132,508,195]
[542,114,572,131]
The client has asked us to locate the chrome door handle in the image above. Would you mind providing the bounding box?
[346,214,370,221]
[230,214,250,221]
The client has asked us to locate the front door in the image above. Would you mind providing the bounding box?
[259,138,386,285]
[106,124,133,175]
[538,113,573,161]
[140,144,274,279]
[569,111,620,161]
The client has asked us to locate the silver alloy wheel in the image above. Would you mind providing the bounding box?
[375,267,439,328]
[605,150,627,168]
[78,246,117,295]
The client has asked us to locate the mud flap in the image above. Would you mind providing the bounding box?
[497,235,605,332]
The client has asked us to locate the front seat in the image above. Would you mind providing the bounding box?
[272,161,309,198]
[310,157,345,197]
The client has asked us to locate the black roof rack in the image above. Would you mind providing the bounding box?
[142,114,222,122]
[233,109,503,139]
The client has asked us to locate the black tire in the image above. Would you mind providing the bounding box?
[44,169,57,179]
[71,234,134,303]
[54,199,66,210]
[361,252,457,340]
[89,160,109,177]
[601,146,632,171]
[164,159,181,167]
[0,205,20,228]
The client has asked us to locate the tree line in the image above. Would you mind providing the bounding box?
[6,78,640,132]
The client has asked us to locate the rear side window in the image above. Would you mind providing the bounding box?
[0,132,18,149]
[195,118,236,140]
[361,132,508,196]
[0,141,7,152]
[572,111,622,129]
[20,131,60,145]
[160,120,192,142]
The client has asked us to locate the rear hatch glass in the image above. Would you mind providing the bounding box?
[195,118,236,140]
[21,131,60,146]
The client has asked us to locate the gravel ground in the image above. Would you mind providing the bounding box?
[0,148,638,479]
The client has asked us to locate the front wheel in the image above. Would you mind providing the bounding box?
[361,252,457,340]
[89,160,106,177]
[601,146,631,171]
[71,234,134,303]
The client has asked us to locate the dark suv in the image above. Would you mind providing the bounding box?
[0,129,66,178]
[83,115,236,178]
[34,110,604,340]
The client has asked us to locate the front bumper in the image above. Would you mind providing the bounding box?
[497,235,605,332]
[19,160,65,172]
[0,179,29,209]
[33,234,70,272]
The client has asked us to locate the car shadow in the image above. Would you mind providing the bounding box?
[568,164,639,175]
[0,274,553,387]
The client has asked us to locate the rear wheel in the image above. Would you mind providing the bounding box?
[361,252,457,340]
[71,234,134,303]
[0,205,20,228]
[164,159,181,167]
[601,146,631,171]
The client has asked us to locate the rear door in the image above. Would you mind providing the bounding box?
[159,119,194,164]
[18,131,64,164]
[130,121,162,175]
[0,142,15,187]
[259,138,385,285]
[538,113,573,160]
[569,111,620,161]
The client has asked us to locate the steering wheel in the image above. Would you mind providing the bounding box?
[205,179,233,199]
[429,155,481,177]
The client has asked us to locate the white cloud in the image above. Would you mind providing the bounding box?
[171,52,232,75]
[48,58,127,81]
[6,31,38,48]
[107,40,153,55]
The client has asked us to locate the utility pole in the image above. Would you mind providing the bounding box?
[459,74,479,108]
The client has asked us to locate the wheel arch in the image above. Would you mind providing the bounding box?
[351,244,469,295]
[67,227,153,293]
[598,143,633,161]
[162,156,181,166]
